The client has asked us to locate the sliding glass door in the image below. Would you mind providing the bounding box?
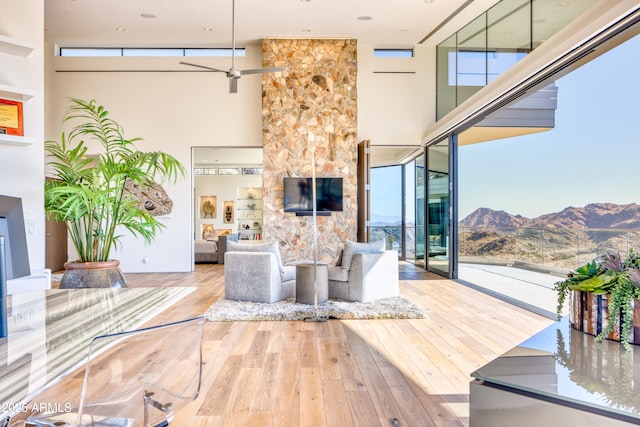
[368,145,451,270]
[426,138,453,277]
[413,156,426,266]
[370,165,403,255]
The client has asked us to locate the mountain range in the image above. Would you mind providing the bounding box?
[460,203,640,230]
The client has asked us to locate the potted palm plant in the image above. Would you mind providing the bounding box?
[45,98,185,288]
[554,250,640,350]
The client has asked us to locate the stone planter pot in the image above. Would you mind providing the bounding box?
[59,259,128,289]
[569,290,640,345]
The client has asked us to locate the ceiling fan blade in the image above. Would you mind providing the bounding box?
[179,61,228,73]
[239,67,285,76]
[229,78,238,94]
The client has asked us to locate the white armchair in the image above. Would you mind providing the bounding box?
[224,241,296,303]
[328,240,399,302]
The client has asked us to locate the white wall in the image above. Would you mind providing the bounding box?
[46,42,436,273]
[0,0,45,274]
[357,43,436,146]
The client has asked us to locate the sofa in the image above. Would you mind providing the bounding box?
[328,239,399,302]
[194,232,238,264]
[223,241,296,303]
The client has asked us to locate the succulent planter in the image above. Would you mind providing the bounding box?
[570,290,640,345]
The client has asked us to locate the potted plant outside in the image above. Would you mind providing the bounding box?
[554,250,640,350]
[45,99,185,288]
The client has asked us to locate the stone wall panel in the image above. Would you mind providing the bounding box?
[262,39,357,264]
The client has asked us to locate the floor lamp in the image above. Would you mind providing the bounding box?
[307,134,326,322]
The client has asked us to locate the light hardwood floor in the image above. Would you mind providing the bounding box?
[18,263,553,427]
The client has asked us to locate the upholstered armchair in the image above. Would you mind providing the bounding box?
[224,241,296,303]
[328,239,399,302]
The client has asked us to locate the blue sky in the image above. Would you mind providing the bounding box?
[458,34,640,219]
[370,34,639,222]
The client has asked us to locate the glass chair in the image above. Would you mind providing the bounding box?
[26,316,205,427]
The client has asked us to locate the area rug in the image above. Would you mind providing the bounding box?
[204,296,425,321]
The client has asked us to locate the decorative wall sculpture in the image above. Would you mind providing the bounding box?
[124,179,173,216]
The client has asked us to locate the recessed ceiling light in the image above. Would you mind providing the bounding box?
[358,16,373,21]
[116,27,126,32]
[302,29,311,33]
[400,29,408,33]
[140,13,156,19]
[424,0,435,3]
[203,27,213,32]
[300,0,312,2]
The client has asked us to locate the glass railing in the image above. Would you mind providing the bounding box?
[459,226,640,271]
[369,225,640,273]
[371,225,408,259]
[436,0,598,119]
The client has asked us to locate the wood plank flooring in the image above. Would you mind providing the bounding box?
[15,263,553,427]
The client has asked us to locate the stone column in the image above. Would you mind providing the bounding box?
[261,39,358,264]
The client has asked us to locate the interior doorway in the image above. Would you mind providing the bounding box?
[191,147,263,265]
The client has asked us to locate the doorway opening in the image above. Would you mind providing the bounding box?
[191,147,263,266]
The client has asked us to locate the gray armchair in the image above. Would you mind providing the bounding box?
[328,240,399,302]
[224,241,295,303]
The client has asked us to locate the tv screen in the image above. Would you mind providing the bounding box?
[0,195,31,280]
[284,177,343,213]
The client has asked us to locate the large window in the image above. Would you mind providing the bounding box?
[59,48,245,57]
[370,165,403,254]
[369,149,426,265]
[436,0,597,119]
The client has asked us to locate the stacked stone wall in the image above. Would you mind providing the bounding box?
[261,39,358,263]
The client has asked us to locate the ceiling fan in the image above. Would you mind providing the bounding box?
[180,0,285,93]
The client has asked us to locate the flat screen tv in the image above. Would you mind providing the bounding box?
[0,195,31,280]
[284,177,343,215]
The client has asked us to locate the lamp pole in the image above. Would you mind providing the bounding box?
[311,144,318,318]
[307,132,326,322]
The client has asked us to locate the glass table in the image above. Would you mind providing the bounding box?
[470,316,640,426]
[0,287,193,422]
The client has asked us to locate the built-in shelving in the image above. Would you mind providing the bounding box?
[0,134,35,146]
[0,34,34,57]
[237,187,263,241]
[0,34,36,147]
[0,83,35,101]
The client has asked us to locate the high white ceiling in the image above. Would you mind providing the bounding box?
[45,0,498,167]
[44,0,499,48]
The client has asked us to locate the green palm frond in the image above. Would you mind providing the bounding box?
[44,98,186,262]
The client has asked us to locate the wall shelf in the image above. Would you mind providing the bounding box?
[0,134,35,146]
[0,34,34,57]
[0,83,35,101]
[237,187,262,241]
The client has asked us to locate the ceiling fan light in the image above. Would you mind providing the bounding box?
[179,0,285,94]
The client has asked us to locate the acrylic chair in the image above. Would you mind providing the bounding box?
[25,315,205,427]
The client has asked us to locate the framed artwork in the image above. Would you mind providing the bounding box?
[200,195,217,218]
[223,200,234,224]
[201,224,216,240]
[0,99,24,136]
